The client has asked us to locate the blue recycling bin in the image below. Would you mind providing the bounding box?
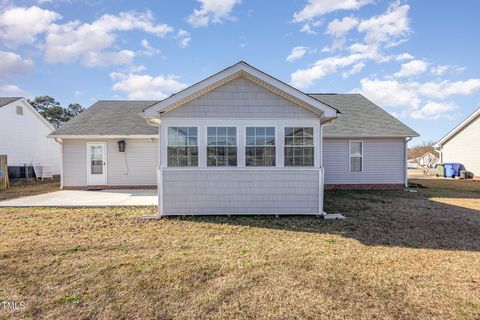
[444,164,455,178]
[444,162,463,177]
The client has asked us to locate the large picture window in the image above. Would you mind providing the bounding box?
[167,127,198,167]
[246,127,275,166]
[284,127,314,166]
[350,141,363,172]
[207,127,237,166]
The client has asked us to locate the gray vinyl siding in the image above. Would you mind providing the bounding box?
[323,138,405,184]
[441,115,480,176]
[63,140,87,186]
[62,139,158,186]
[162,169,320,215]
[162,77,318,119]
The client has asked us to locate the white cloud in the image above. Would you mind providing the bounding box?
[356,77,480,118]
[176,30,191,47]
[187,0,241,28]
[342,62,365,78]
[395,53,414,61]
[140,39,161,56]
[0,6,61,46]
[0,84,27,96]
[44,10,173,67]
[0,51,33,77]
[286,46,309,62]
[326,16,358,38]
[410,101,458,119]
[431,64,465,76]
[290,43,385,88]
[111,72,188,99]
[357,1,410,45]
[300,23,317,34]
[393,59,428,78]
[293,0,373,22]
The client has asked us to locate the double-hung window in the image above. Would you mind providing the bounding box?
[167,127,198,167]
[246,127,275,166]
[207,127,237,166]
[349,141,363,172]
[284,127,314,166]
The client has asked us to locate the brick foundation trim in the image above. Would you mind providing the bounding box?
[325,184,404,190]
[63,185,157,190]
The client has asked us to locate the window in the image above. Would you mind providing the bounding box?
[246,127,275,166]
[284,127,314,166]
[350,141,363,172]
[207,127,237,166]
[167,127,198,167]
[16,106,23,115]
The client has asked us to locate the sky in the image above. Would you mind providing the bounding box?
[1,0,479,146]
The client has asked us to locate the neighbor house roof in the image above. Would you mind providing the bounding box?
[435,106,480,147]
[49,100,159,137]
[0,97,21,107]
[310,94,419,137]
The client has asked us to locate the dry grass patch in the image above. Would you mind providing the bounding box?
[0,178,60,201]
[0,184,479,319]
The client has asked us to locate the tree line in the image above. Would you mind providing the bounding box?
[28,96,85,128]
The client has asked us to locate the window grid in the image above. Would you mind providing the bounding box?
[207,127,237,167]
[350,141,363,172]
[284,127,314,166]
[167,127,198,167]
[246,127,276,167]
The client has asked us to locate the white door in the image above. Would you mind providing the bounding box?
[86,142,107,185]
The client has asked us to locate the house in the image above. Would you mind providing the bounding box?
[0,97,60,178]
[435,106,480,177]
[415,151,439,168]
[49,62,418,215]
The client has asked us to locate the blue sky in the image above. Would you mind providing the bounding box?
[1,0,479,146]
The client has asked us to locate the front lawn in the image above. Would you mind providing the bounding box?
[0,180,479,319]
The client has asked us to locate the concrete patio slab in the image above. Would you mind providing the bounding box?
[0,189,157,207]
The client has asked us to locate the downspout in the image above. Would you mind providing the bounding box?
[405,137,412,187]
[319,119,334,215]
[54,138,63,189]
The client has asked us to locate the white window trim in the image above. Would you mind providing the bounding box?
[244,126,276,167]
[283,127,315,167]
[206,126,239,167]
[166,126,200,167]
[349,140,364,172]
[160,119,320,170]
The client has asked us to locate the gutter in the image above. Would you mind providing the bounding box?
[405,137,413,187]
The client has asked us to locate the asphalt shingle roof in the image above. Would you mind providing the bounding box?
[310,94,419,137]
[0,97,21,107]
[50,94,418,138]
[50,100,159,136]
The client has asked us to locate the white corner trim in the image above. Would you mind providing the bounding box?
[435,106,480,147]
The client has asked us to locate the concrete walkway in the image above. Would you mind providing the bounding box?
[0,189,157,207]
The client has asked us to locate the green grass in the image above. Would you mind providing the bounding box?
[0,178,479,319]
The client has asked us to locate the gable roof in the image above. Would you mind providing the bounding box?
[310,94,419,137]
[435,106,480,147]
[143,61,339,119]
[49,100,159,137]
[0,97,55,131]
[0,97,21,107]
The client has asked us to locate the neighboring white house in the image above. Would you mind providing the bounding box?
[0,97,60,177]
[435,106,480,177]
[49,62,418,216]
[416,151,439,168]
